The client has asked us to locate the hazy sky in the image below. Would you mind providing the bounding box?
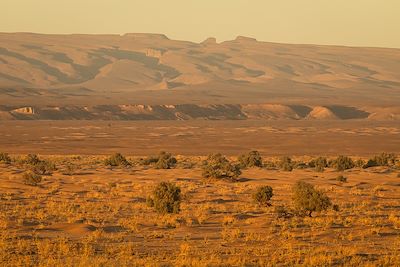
[2,0,400,48]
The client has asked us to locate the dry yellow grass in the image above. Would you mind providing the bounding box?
[0,155,400,266]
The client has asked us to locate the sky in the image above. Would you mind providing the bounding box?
[1,0,400,48]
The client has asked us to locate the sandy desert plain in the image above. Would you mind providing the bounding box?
[0,122,400,266]
[1,33,400,266]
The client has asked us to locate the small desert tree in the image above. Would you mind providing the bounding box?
[147,182,181,214]
[279,156,293,172]
[364,153,397,168]
[253,186,274,206]
[202,153,241,180]
[238,150,263,168]
[292,181,332,217]
[330,155,355,171]
[308,157,328,172]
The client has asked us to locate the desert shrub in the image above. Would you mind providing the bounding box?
[0,153,11,164]
[278,156,293,172]
[201,153,241,180]
[29,160,56,175]
[25,154,41,165]
[147,182,181,214]
[238,150,263,168]
[330,155,355,171]
[142,152,177,169]
[23,172,42,186]
[292,181,332,217]
[308,157,328,172]
[363,153,397,168]
[294,162,308,169]
[263,161,276,170]
[23,154,56,175]
[62,163,79,176]
[274,205,293,219]
[253,186,273,206]
[355,159,366,168]
[154,152,177,169]
[336,175,347,183]
[104,153,130,167]
[332,204,340,212]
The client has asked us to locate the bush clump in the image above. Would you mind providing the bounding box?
[355,159,366,168]
[292,181,332,217]
[31,161,56,175]
[154,152,177,169]
[274,205,294,219]
[104,153,130,167]
[253,186,273,206]
[278,156,293,172]
[329,156,355,171]
[363,153,397,168]
[238,151,263,168]
[23,171,42,186]
[142,151,177,169]
[336,175,347,183]
[147,182,181,214]
[201,153,241,180]
[24,154,56,175]
[308,157,328,172]
[0,153,11,164]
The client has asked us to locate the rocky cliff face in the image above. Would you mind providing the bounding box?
[1,103,394,121]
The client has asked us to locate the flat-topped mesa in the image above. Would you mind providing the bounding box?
[234,36,258,42]
[201,37,217,45]
[123,33,169,40]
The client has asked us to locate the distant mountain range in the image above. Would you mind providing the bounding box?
[1,33,399,120]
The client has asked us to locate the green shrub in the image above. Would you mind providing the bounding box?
[336,175,347,183]
[62,163,79,176]
[309,157,328,172]
[292,181,332,217]
[30,160,56,175]
[25,154,41,165]
[104,153,130,167]
[355,159,366,168]
[23,154,56,175]
[142,152,177,169]
[0,153,11,164]
[279,156,293,172]
[147,182,181,214]
[201,153,241,180]
[253,186,273,206]
[154,152,177,169]
[23,172,42,186]
[330,156,355,171]
[238,151,263,168]
[363,153,397,168]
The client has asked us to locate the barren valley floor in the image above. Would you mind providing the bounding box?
[0,120,399,156]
